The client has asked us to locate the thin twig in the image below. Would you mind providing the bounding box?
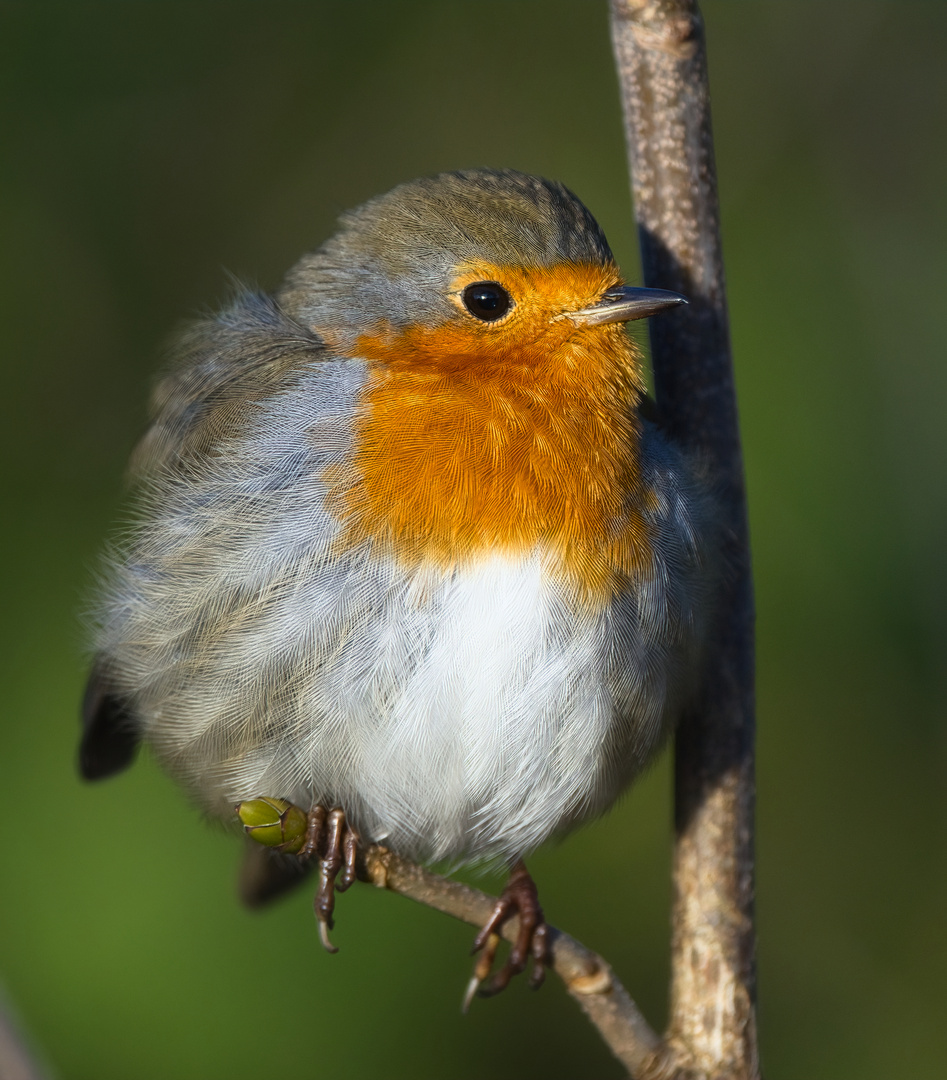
[610,2,760,1077]
[359,846,670,1078]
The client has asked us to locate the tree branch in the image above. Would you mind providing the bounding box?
[609,2,760,1077]
[358,846,671,1078]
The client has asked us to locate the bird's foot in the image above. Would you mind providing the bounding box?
[297,806,359,953]
[463,860,549,1011]
[236,798,358,953]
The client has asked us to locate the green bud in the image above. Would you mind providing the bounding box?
[236,797,308,854]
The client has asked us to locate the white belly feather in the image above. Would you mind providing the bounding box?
[97,356,710,865]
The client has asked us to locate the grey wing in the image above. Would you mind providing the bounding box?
[131,290,329,481]
[79,291,329,783]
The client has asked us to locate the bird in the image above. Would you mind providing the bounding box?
[80,168,717,1004]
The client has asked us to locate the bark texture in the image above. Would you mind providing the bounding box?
[609,2,760,1077]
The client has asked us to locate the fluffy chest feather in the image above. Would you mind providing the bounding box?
[97,306,711,864]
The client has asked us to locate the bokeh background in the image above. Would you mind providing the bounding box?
[2,2,945,1077]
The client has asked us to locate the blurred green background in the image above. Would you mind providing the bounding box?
[2,2,945,1077]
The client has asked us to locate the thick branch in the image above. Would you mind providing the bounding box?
[358,846,672,1078]
[610,2,759,1078]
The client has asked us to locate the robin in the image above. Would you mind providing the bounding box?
[80,169,717,1004]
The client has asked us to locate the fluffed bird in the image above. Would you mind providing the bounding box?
[80,169,717,1001]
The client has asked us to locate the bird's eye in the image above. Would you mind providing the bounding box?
[461,282,512,322]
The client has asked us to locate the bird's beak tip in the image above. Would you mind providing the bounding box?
[569,286,688,326]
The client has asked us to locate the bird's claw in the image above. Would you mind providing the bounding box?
[462,861,548,1011]
[298,806,359,952]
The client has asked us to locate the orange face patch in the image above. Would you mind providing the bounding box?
[324,261,655,598]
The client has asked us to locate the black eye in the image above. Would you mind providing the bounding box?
[461,281,512,322]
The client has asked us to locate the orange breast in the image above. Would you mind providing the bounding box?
[324,262,656,599]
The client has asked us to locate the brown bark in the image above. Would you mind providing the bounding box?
[609,2,760,1077]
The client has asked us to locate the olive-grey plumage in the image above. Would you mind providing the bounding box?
[83,168,717,886]
[277,170,614,351]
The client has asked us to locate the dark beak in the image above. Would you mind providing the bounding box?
[567,286,687,326]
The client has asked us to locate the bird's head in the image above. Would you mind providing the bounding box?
[277,169,684,368]
[274,172,685,584]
